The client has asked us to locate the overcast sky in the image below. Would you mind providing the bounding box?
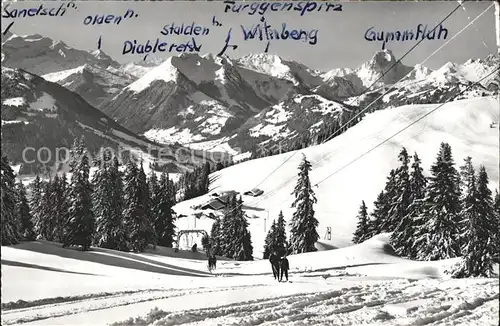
[1,1,497,71]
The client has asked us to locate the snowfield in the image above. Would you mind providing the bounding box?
[2,235,498,325]
[173,96,499,257]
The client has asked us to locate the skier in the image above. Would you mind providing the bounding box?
[269,251,280,280]
[279,256,289,282]
[211,254,217,270]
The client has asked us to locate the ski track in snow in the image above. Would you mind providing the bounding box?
[4,277,498,326]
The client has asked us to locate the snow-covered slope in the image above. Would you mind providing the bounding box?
[2,235,498,325]
[41,63,136,108]
[173,96,499,257]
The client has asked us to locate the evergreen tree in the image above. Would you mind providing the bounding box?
[392,152,428,258]
[457,157,476,253]
[15,181,35,241]
[52,174,69,243]
[385,148,411,232]
[63,137,95,250]
[210,218,222,256]
[289,154,319,254]
[1,155,21,245]
[92,153,126,250]
[263,220,276,259]
[417,143,461,261]
[232,196,253,260]
[494,189,500,255]
[109,157,127,250]
[123,160,151,252]
[352,201,369,244]
[452,166,495,277]
[377,169,397,233]
[29,175,43,237]
[274,210,287,256]
[475,167,496,258]
[138,162,155,247]
[219,194,236,256]
[37,177,57,240]
[153,172,176,247]
[366,191,386,238]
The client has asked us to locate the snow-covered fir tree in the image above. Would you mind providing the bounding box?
[263,220,277,259]
[289,154,319,254]
[138,162,156,247]
[232,196,253,261]
[494,189,500,254]
[417,143,461,261]
[151,171,176,247]
[457,156,476,252]
[274,210,287,256]
[352,201,369,244]
[403,152,428,259]
[377,169,397,233]
[1,155,21,245]
[219,195,237,257]
[52,174,69,242]
[392,152,428,258]
[452,165,496,278]
[15,181,35,241]
[366,191,386,239]
[210,218,222,256]
[475,166,496,258]
[385,148,411,233]
[109,157,127,250]
[37,177,56,240]
[29,175,43,237]
[123,159,153,252]
[63,137,95,250]
[92,153,127,250]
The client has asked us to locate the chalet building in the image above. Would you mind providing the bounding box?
[200,190,239,210]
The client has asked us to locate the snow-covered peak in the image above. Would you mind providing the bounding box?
[127,57,179,93]
[321,68,355,81]
[49,39,69,50]
[356,49,413,88]
[237,53,294,81]
[91,49,113,62]
[121,62,153,78]
[167,53,235,85]
[42,65,86,83]
[401,64,433,82]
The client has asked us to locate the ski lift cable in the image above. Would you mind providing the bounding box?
[318,1,494,149]
[307,2,495,170]
[250,67,500,214]
[238,1,489,211]
[456,0,492,50]
[312,67,500,188]
[207,0,473,220]
[233,0,468,207]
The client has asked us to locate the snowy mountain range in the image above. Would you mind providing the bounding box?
[2,32,498,159]
[0,66,211,174]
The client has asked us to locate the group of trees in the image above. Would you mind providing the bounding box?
[262,155,320,258]
[263,210,287,258]
[1,137,177,252]
[208,195,253,260]
[352,142,499,277]
[178,162,211,201]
